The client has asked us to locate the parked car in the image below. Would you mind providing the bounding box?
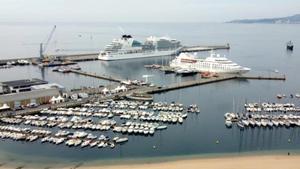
[26,103,39,108]
[13,105,24,111]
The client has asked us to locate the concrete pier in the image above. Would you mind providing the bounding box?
[0,45,230,64]
[146,74,286,94]
[48,53,99,62]
[69,70,124,83]
[180,44,230,53]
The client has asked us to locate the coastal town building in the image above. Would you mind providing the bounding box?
[0,79,65,109]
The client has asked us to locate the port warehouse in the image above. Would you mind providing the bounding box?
[0,88,60,109]
[0,79,48,93]
[0,79,65,109]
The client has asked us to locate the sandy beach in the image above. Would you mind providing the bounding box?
[0,153,299,169]
[76,155,299,169]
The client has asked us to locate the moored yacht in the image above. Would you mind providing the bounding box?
[170,52,250,74]
[225,120,232,128]
[175,68,198,76]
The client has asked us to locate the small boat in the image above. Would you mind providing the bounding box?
[286,41,294,51]
[89,141,98,147]
[284,120,290,128]
[70,65,81,70]
[52,67,59,72]
[58,66,71,73]
[178,118,183,123]
[255,120,261,127]
[176,68,198,76]
[267,120,273,127]
[261,120,268,127]
[149,128,155,135]
[249,119,256,127]
[237,121,244,129]
[201,72,213,78]
[81,140,91,148]
[164,68,176,74]
[115,137,128,143]
[125,92,153,101]
[279,120,285,126]
[272,120,279,127]
[225,120,232,128]
[156,125,167,130]
[277,94,283,99]
[98,141,105,148]
[296,120,300,127]
[109,142,115,148]
[242,119,249,127]
[144,64,161,69]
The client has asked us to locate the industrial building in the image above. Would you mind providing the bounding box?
[0,78,65,110]
[0,78,48,94]
[0,88,60,109]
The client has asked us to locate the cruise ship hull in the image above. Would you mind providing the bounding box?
[170,62,250,74]
[170,52,251,74]
[98,48,181,61]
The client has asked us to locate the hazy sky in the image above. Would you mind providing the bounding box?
[0,0,299,22]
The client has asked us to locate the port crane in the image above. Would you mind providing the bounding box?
[40,25,56,60]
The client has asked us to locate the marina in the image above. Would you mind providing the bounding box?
[0,99,199,150]
[225,98,300,129]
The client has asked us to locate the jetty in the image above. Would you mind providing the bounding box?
[180,44,230,53]
[47,53,99,62]
[69,70,124,83]
[146,74,286,94]
[0,57,35,64]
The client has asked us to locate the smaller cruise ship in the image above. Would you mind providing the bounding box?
[170,52,250,74]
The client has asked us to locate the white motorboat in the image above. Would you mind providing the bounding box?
[225,120,232,128]
[156,125,167,130]
[115,137,128,143]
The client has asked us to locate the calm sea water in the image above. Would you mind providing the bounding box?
[0,22,300,167]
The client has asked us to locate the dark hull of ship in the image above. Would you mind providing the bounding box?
[287,45,294,51]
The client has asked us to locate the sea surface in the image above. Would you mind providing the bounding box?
[0,22,300,168]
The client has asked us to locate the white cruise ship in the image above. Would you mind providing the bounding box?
[170,52,250,74]
[98,35,182,61]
